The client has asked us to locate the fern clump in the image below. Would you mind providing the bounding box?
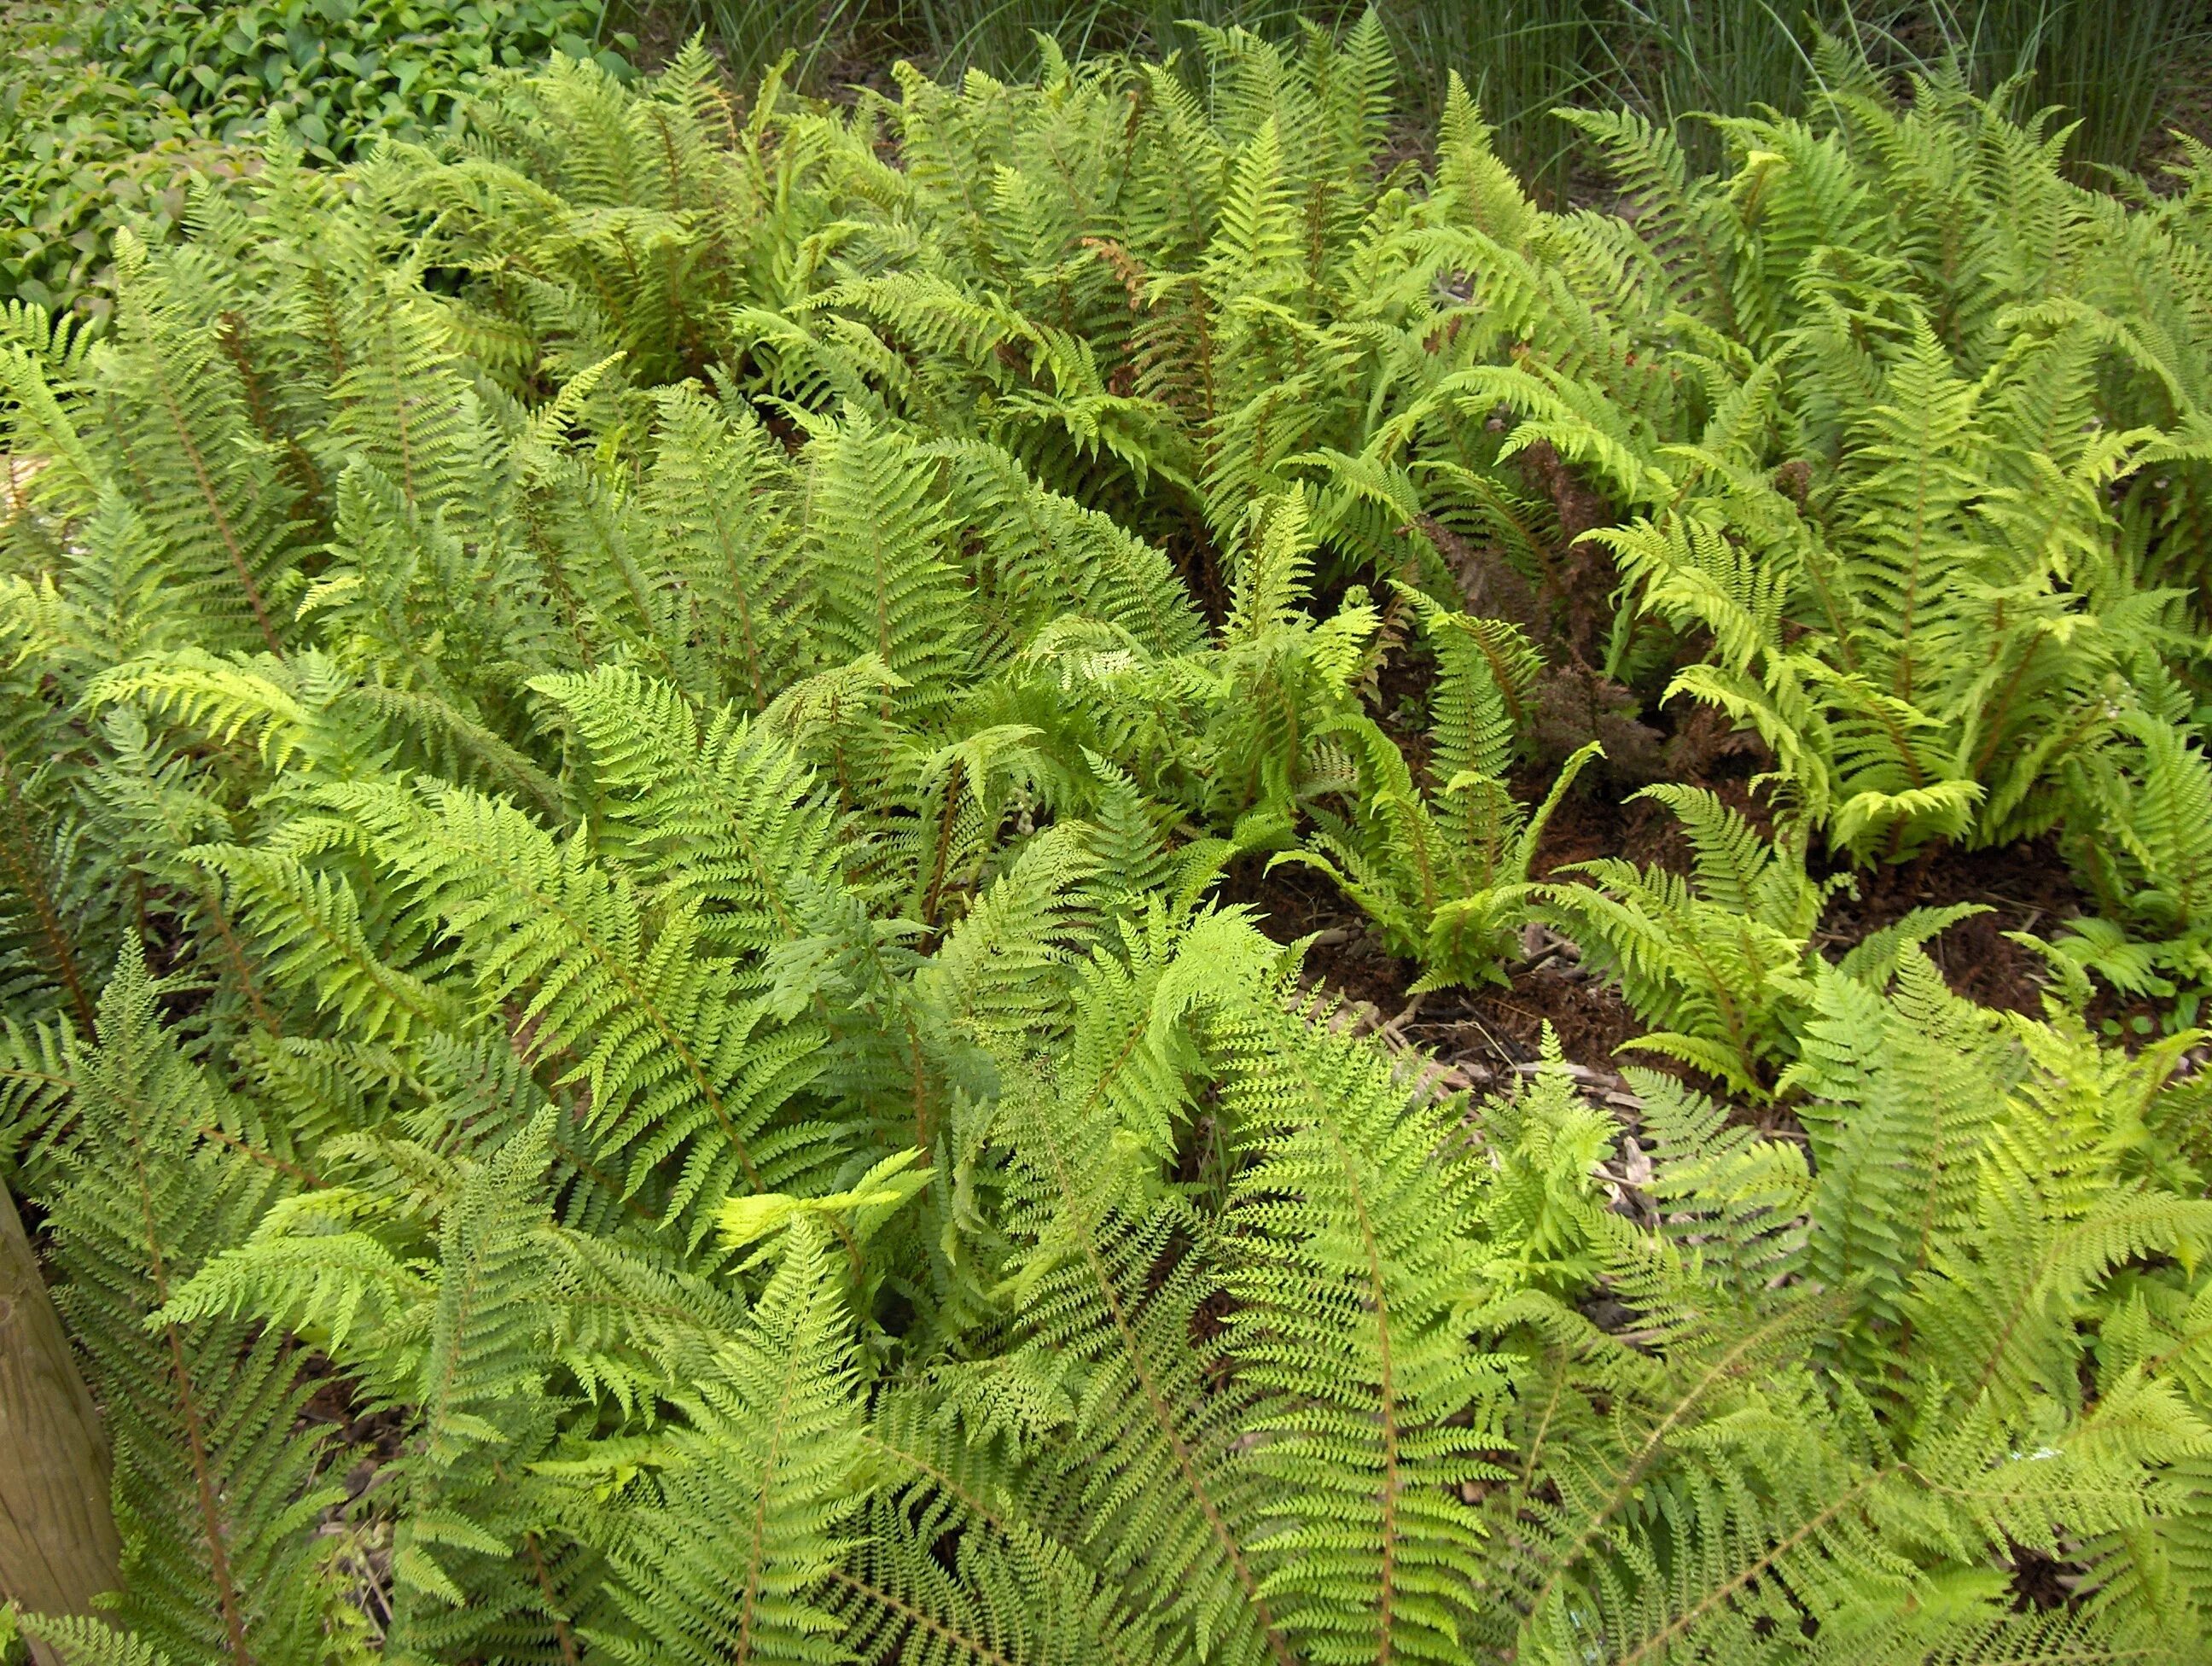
[3,16,2212,1664]
[1545,786,1988,1096]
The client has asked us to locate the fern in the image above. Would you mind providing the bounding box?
[1283,588,1594,989]
[639,386,810,713]
[533,666,847,959]
[323,777,837,1226]
[2,24,2211,1664]
[1547,786,1989,1096]
[577,1222,864,1665]
[43,945,345,1663]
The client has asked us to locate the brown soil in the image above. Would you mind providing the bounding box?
[1813,837,2087,1017]
[1219,856,1412,1016]
[1525,771,1767,882]
[1220,840,1647,1092]
[298,1351,409,1488]
[1423,964,1649,1076]
[1230,779,2092,1098]
[295,1352,401,1640]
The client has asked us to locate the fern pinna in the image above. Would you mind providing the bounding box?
[3,15,2212,1666]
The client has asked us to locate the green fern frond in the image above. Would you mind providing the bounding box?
[579,1222,865,1666]
[323,778,839,1226]
[44,944,346,1663]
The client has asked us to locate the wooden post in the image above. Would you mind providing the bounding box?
[0,1181,119,1651]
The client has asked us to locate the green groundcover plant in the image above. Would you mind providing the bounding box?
[0,4,239,314]
[4,18,2212,1663]
[87,0,626,163]
[0,0,626,315]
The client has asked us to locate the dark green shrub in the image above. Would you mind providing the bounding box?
[89,0,629,163]
[0,5,242,314]
[0,0,632,315]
